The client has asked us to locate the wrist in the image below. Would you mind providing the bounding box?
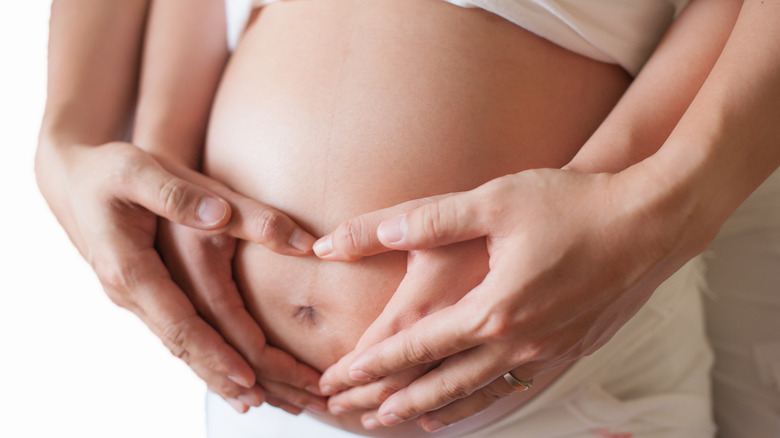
[615,138,731,264]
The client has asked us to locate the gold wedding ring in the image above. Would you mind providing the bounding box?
[503,371,534,392]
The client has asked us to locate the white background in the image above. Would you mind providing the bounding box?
[0,2,207,437]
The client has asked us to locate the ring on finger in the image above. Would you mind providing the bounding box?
[503,371,533,392]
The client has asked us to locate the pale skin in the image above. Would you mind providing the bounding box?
[200,1,630,435]
[133,0,328,415]
[38,0,780,435]
[316,0,780,432]
[36,0,324,416]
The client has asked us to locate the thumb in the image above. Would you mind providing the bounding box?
[313,194,452,261]
[126,158,231,230]
[377,191,485,250]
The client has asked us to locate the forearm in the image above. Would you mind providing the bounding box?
[568,0,742,173]
[642,0,780,250]
[573,0,780,264]
[132,0,229,169]
[36,0,150,242]
[39,0,149,148]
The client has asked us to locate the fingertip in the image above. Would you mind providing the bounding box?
[377,215,407,245]
[348,354,377,381]
[312,235,334,258]
[329,403,346,416]
[228,374,255,389]
[238,393,263,408]
[305,400,329,413]
[313,235,365,261]
[197,197,231,228]
[379,412,402,427]
[226,398,249,414]
[362,415,381,430]
[422,419,447,433]
[318,366,339,395]
[348,369,372,382]
[249,385,266,406]
[289,228,316,254]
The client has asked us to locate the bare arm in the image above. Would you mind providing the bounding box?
[568,0,743,173]
[133,0,228,168]
[36,0,322,417]
[315,0,780,430]
[39,0,147,149]
[132,0,325,413]
[624,0,780,246]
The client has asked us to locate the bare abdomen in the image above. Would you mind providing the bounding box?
[205,0,629,435]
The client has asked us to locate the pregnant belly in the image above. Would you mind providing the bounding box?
[205,0,629,435]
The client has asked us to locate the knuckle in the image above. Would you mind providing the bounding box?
[474,308,514,341]
[158,177,191,219]
[479,176,515,220]
[376,380,402,403]
[91,254,139,305]
[480,383,509,404]
[109,144,147,186]
[202,344,237,373]
[254,209,285,244]
[332,220,364,255]
[419,203,445,242]
[160,317,196,363]
[438,374,471,402]
[402,334,437,365]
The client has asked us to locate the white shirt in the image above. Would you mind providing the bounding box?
[225,0,691,75]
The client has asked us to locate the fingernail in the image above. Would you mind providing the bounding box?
[305,385,322,395]
[378,215,406,244]
[313,235,333,258]
[363,417,381,430]
[380,413,402,426]
[238,394,261,407]
[197,197,229,226]
[226,398,248,413]
[321,385,336,395]
[349,369,371,382]
[329,404,346,415]
[228,375,253,388]
[289,229,315,253]
[424,420,446,432]
[306,402,327,413]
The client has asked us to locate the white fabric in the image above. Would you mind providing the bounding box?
[217,2,780,435]
[700,168,780,438]
[225,0,253,51]
[224,0,691,75]
[207,259,715,437]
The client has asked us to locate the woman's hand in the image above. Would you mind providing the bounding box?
[320,239,489,429]
[35,141,325,413]
[316,167,693,430]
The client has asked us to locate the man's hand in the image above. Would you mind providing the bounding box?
[36,141,325,413]
[315,168,689,430]
[320,240,488,428]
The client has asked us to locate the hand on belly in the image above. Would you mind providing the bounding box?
[235,236,491,437]
[204,0,629,434]
[235,238,489,372]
